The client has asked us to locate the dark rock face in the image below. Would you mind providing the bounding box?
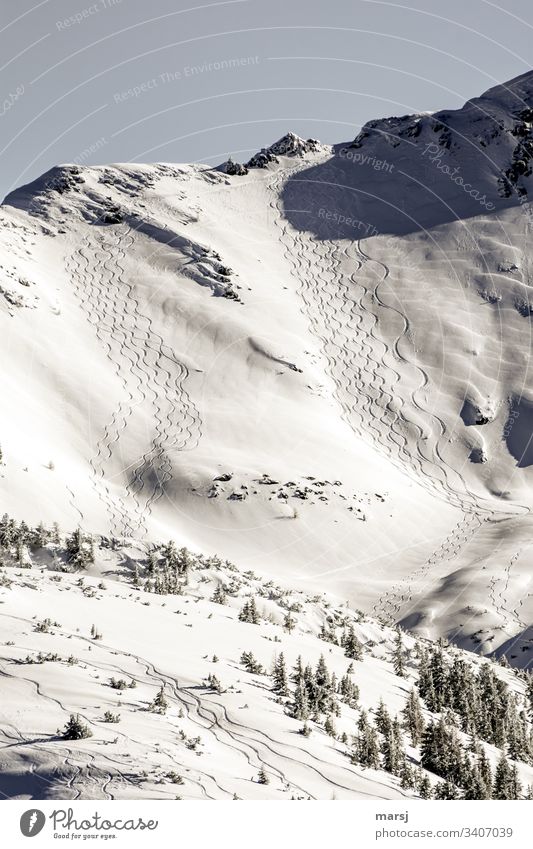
[460,399,493,426]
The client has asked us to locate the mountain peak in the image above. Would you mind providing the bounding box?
[222,132,326,175]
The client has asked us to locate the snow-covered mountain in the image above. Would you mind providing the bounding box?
[2,72,533,800]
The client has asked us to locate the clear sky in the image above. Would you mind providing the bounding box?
[1,0,532,200]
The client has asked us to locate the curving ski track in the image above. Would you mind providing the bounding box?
[65,222,202,538]
[1,611,411,800]
[268,166,527,626]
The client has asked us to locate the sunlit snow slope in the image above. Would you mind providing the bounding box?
[3,72,533,659]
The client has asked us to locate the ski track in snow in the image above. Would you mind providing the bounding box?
[269,166,531,626]
[272,169,478,513]
[67,233,139,536]
[0,608,412,801]
[65,222,202,539]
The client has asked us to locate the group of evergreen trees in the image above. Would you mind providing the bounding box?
[0,514,61,564]
[351,690,528,800]
[211,584,227,604]
[241,650,264,675]
[353,702,405,776]
[319,620,364,660]
[137,544,241,597]
[289,654,359,722]
[418,644,533,759]
[239,597,260,624]
[237,631,533,800]
[140,543,194,594]
[420,713,527,799]
[65,528,94,568]
[347,640,533,800]
[0,514,94,569]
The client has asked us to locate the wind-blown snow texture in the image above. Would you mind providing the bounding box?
[2,72,533,799]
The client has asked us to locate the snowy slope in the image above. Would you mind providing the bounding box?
[0,153,459,617]
[2,71,533,689]
[1,537,532,800]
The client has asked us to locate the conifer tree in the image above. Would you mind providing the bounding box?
[66,528,93,568]
[352,711,380,769]
[477,663,506,747]
[492,752,516,799]
[239,597,260,624]
[18,520,31,545]
[241,651,264,674]
[51,522,61,545]
[428,646,448,712]
[206,673,222,694]
[291,655,304,684]
[424,716,463,785]
[283,611,296,633]
[341,625,363,660]
[526,675,533,722]
[381,716,403,776]
[34,522,50,548]
[149,686,168,714]
[62,714,93,740]
[393,628,406,678]
[400,761,416,790]
[402,688,425,746]
[0,513,16,548]
[211,584,227,605]
[463,764,490,800]
[374,699,392,735]
[477,747,492,791]
[324,715,336,738]
[433,780,460,800]
[416,768,432,799]
[257,766,270,785]
[271,653,289,696]
[337,673,359,708]
[313,655,335,715]
[420,719,440,778]
[146,549,158,575]
[16,539,28,565]
[509,763,522,800]
[292,679,310,721]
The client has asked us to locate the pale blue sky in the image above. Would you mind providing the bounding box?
[1,0,532,199]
